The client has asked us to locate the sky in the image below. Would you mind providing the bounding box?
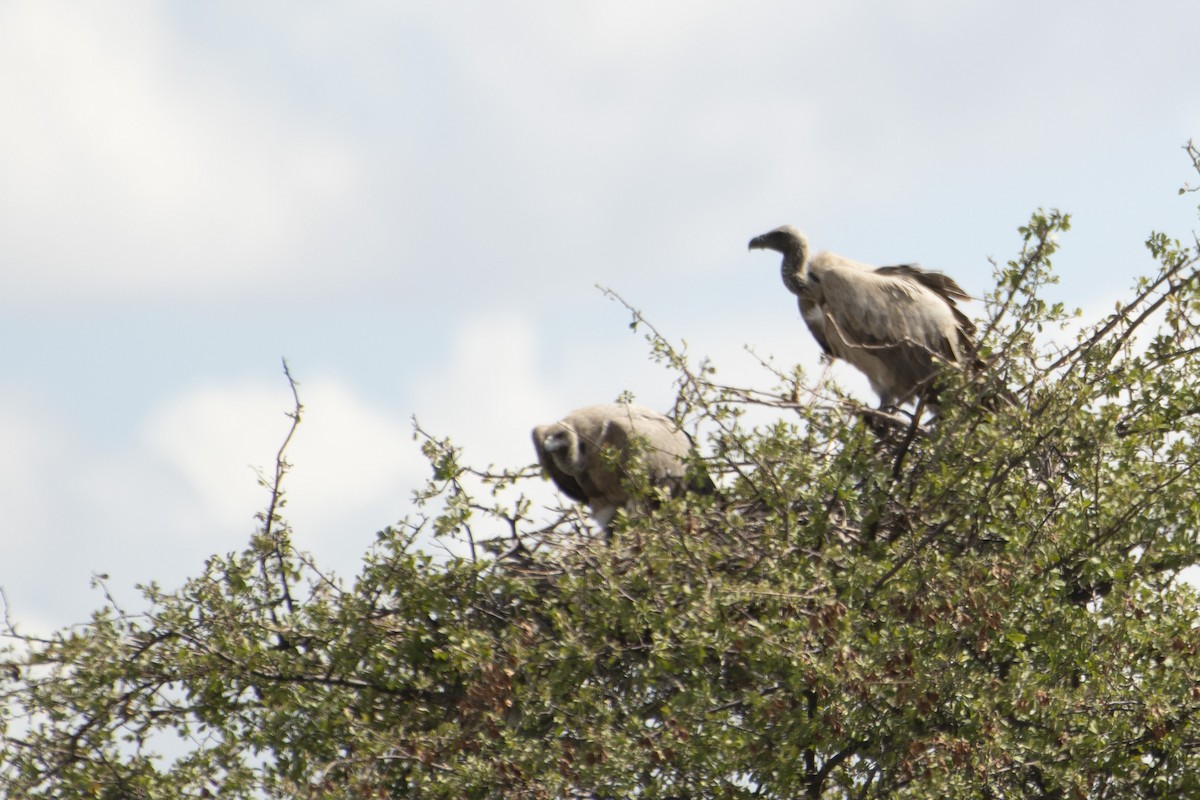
[1,1,1198,631]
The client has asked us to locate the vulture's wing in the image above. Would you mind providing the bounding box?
[581,416,630,506]
[876,265,972,304]
[815,258,971,398]
[819,261,965,355]
[618,406,716,497]
[875,264,977,346]
[622,407,689,472]
[531,425,589,504]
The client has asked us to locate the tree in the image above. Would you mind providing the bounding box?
[4,149,1200,798]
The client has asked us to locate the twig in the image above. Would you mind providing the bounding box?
[256,358,303,622]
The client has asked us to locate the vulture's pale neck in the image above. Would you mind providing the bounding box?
[779,238,808,297]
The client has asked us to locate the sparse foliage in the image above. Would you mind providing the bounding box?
[4,158,1200,798]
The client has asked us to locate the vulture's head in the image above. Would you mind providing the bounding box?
[750,225,811,297]
[536,423,586,475]
[748,225,808,258]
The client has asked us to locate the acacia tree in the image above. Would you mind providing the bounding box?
[4,148,1200,799]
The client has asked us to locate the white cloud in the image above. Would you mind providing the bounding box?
[3,0,1193,316]
[0,392,74,561]
[0,2,364,307]
[0,389,207,633]
[0,375,425,630]
[139,376,428,580]
[139,381,298,534]
[410,315,571,468]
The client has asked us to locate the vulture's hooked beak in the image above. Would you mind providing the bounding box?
[748,235,765,251]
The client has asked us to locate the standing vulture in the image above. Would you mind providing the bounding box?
[532,403,709,528]
[748,225,976,408]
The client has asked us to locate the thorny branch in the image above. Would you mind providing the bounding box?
[1041,247,1200,376]
[1182,139,1200,195]
[255,358,303,621]
[977,213,1065,347]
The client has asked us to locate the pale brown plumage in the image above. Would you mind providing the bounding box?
[532,403,709,528]
[748,225,976,408]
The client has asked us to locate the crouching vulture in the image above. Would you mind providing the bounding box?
[748,225,976,409]
[532,403,711,529]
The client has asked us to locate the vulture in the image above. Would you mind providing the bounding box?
[532,403,709,528]
[748,225,976,409]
